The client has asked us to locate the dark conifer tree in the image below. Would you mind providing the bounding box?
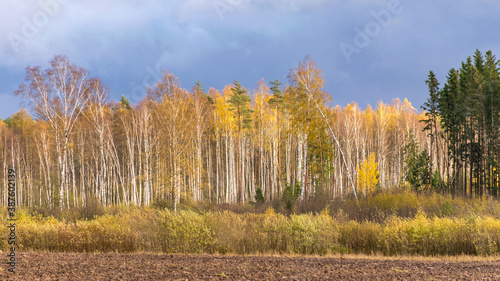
[422,71,442,190]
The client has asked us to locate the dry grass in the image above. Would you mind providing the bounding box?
[4,191,500,257]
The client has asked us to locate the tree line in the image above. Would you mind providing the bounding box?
[4,52,490,209]
[422,50,500,198]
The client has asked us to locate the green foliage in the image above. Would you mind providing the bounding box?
[268,79,284,109]
[195,80,204,93]
[119,95,131,110]
[404,131,431,191]
[281,183,301,210]
[432,170,440,192]
[3,117,12,127]
[421,71,440,137]
[195,80,214,104]
[254,188,265,204]
[228,80,253,131]
[441,199,455,216]
[427,50,500,196]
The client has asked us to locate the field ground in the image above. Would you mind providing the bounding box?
[1,252,500,280]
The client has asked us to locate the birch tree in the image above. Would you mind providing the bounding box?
[15,55,93,208]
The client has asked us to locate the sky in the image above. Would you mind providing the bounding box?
[0,0,499,119]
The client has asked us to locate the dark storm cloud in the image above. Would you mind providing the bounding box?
[0,0,499,118]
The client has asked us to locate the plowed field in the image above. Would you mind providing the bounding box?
[1,252,500,280]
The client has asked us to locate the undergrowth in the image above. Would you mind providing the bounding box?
[2,190,500,256]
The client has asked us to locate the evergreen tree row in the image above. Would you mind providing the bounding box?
[422,50,500,197]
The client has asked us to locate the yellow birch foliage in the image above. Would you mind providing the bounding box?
[357,153,379,196]
[213,88,235,133]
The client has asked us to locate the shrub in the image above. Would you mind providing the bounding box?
[340,220,380,254]
[261,208,289,253]
[6,199,500,257]
[157,209,213,254]
[255,188,265,204]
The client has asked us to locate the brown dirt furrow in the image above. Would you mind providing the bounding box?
[1,252,499,280]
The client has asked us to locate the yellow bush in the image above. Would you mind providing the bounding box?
[239,213,267,254]
[157,209,213,253]
[379,216,408,255]
[474,216,500,255]
[287,214,318,254]
[7,205,500,257]
[261,208,289,253]
[340,220,381,254]
[313,210,340,255]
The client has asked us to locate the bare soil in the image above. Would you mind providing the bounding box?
[1,252,500,280]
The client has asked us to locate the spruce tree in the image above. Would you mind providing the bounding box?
[228,80,253,131]
[422,71,441,191]
[268,79,284,109]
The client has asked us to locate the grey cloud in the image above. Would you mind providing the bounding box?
[1,0,500,118]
